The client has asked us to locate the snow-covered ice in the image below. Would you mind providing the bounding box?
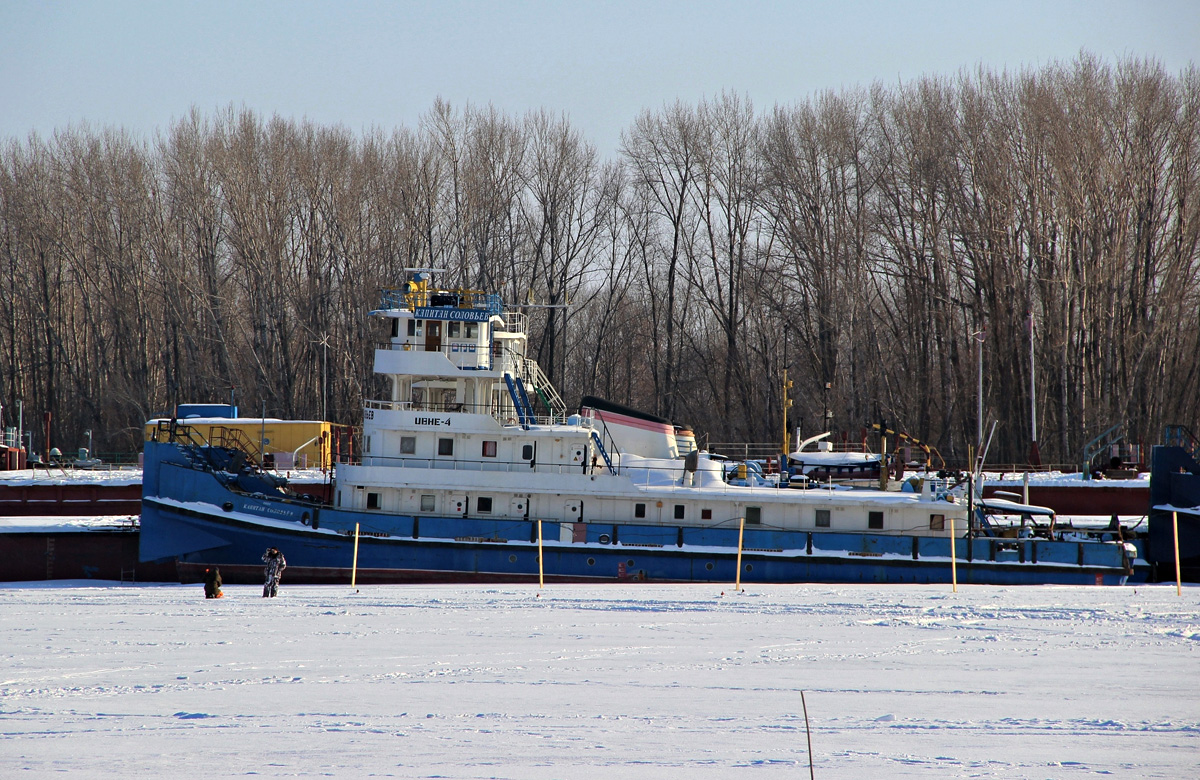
[0,582,1196,778]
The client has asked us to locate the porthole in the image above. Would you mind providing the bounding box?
[745,564,754,572]
[598,533,611,545]
[587,558,595,566]
[301,512,311,526]
[508,555,517,563]
[627,559,635,567]
[705,562,714,571]
[222,502,233,512]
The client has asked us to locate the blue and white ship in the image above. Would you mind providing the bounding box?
[140,277,1136,585]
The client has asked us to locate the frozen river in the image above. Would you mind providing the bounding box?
[0,582,1196,778]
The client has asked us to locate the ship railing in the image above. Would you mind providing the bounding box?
[378,287,502,316]
[982,464,1104,476]
[360,398,571,422]
[207,425,264,464]
[149,420,208,447]
[363,398,563,427]
[355,452,875,493]
[375,340,496,370]
[363,454,596,476]
[497,310,526,332]
[709,442,801,460]
[364,399,494,415]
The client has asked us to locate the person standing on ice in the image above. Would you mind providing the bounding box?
[262,547,286,597]
[203,567,223,599]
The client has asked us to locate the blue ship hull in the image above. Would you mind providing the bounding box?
[139,442,1132,586]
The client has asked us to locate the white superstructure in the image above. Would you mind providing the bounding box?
[334,279,968,538]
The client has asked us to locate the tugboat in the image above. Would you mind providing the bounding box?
[139,276,1135,585]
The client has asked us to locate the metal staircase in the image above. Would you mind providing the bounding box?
[1081,423,1124,480]
[503,373,534,428]
[1165,425,1200,461]
[522,358,567,422]
[208,426,264,464]
[151,420,263,470]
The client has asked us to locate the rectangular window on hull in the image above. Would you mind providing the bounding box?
[482,440,497,457]
[701,509,712,520]
[929,514,945,531]
[400,436,416,454]
[420,495,435,512]
[477,496,493,513]
[674,505,685,520]
[869,511,884,530]
[521,444,534,460]
[745,506,761,525]
[634,503,646,518]
[815,509,830,528]
[438,438,454,456]
[367,492,381,509]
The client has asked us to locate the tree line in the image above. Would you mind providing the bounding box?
[1,54,1197,466]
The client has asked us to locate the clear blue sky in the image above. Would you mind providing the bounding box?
[2,0,1196,157]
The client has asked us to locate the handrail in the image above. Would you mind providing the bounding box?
[362,398,572,428]
[522,358,566,421]
[208,425,263,463]
[1164,425,1200,459]
[377,287,502,316]
[590,430,617,475]
[1082,423,1124,480]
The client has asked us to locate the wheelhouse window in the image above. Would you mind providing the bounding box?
[464,322,477,338]
[929,513,945,531]
[448,322,461,338]
[400,436,416,454]
[869,511,884,530]
[477,496,493,514]
[407,319,422,337]
[482,440,498,457]
[634,503,646,519]
[674,504,685,520]
[438,438,454,456]
[815,509,831,528]
[746,506,761,525]
[420,495,435,512]
[390,319,400,338]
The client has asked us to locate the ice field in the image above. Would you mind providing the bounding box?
[1,581,1197,778]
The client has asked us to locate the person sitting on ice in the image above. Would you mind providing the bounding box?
[262,548,286,598]
[203,567,223,599]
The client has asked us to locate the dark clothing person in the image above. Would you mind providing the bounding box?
[203,567,223,599]
[262,548,286,597]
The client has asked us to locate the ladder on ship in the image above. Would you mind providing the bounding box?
[523,358,567,422]
[503,373,535,428]
[1165,425,1200,461]
[1082,423,1124,480]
